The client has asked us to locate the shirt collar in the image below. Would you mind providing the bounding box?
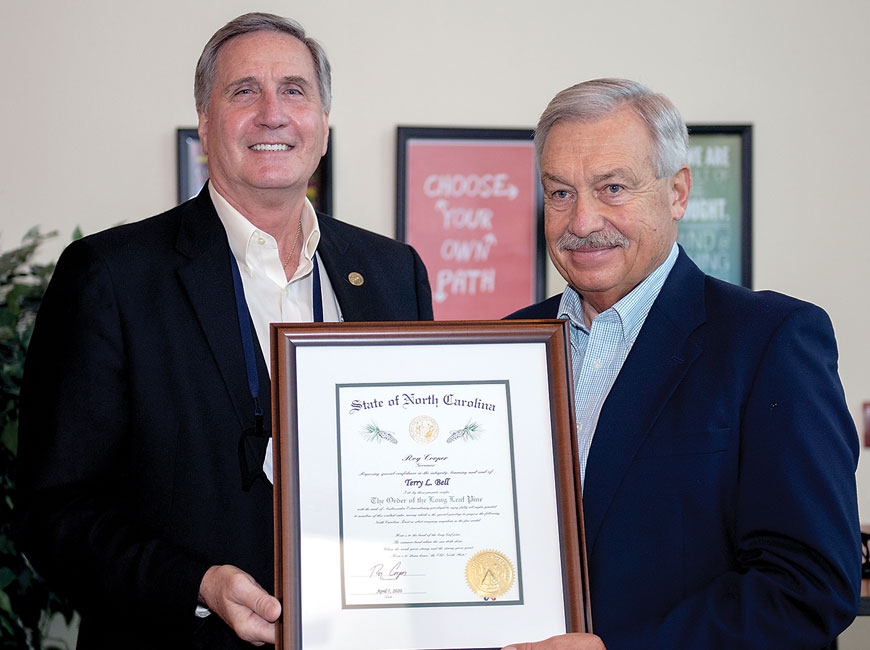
[209,183,321,276]
[558,242,679,344]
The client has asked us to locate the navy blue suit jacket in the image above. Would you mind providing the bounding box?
[509,249,860,649]
[17,187,433,649]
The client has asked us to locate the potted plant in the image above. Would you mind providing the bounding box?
[1,228,78,649]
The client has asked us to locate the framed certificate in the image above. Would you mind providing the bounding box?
[271,320,590,650]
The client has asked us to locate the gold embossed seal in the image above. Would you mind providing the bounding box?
[465,549,515,600]
[408,414,439,443]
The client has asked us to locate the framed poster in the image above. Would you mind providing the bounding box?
[176,128,209,205]
[396,127,545,320]
[680,124,752,287]
[175,127,334,214]
[271,320,591,650]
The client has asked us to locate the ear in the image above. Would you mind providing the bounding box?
[669,166,692,222]
[197,111,209,155]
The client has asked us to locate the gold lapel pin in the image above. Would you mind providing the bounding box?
[348,272,364,287]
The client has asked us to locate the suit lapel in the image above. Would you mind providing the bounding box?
[173,190,270,437]
[315,215,382,321]
[582,252,707,551]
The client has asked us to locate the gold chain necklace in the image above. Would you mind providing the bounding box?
[281,216,303,269]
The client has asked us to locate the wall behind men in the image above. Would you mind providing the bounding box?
[1,0,868,521]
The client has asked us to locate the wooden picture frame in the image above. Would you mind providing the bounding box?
[681,124,753,287]
[271,319,591,650]
[396,127,545,320]
[175,127,334,215]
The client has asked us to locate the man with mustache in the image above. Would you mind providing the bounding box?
[17,13,432,650]
[503,78,860,650]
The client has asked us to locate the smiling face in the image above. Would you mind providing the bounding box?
[197,30,329,211]
[540,107,691,318]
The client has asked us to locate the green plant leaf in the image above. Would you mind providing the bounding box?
[0,227,79,650]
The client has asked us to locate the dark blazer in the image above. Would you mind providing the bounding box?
[17,188,433,650]
[509,249,860,650]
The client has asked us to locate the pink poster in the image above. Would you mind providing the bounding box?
[399,129,542,320]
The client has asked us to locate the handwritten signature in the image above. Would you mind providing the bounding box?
[369,561,408,581]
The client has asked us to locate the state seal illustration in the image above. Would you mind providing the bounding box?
[465,549,515,600]
[408,414,439,444]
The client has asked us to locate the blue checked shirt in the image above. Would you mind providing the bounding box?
[559,243,679,487]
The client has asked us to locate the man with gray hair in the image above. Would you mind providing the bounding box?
[504,78,860,649]
[18,12,432,649]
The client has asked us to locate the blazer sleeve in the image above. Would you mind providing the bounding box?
[16,239,210,635]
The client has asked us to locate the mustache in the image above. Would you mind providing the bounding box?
[556,230,630,251]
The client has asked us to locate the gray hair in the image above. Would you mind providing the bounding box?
[534,78,688,178]
[194,12,332,114]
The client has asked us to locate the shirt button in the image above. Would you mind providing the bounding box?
[592,360,603,370]
[257,236,266,245]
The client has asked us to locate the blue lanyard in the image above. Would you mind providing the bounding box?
[231,251,324,487]
[230,252,264,432]
[312,254,324,323]
[230,252,325,410]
